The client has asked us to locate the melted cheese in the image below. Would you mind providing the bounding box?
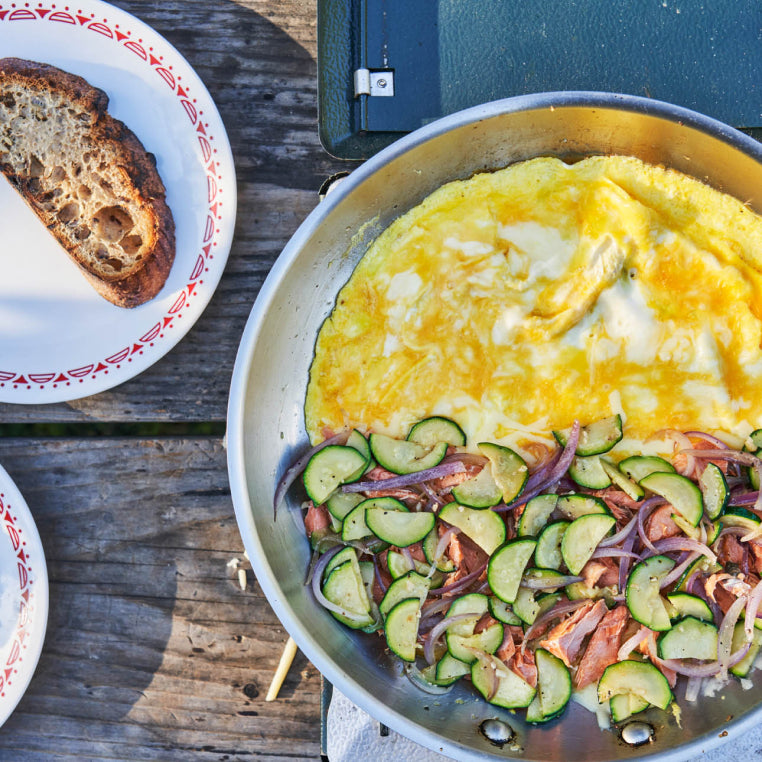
[305,156,762,450]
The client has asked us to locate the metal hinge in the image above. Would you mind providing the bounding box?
[353,68,395,97]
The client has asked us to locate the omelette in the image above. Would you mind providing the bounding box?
[305,155,762,453]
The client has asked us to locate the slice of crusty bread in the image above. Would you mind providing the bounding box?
[0,57,175,308]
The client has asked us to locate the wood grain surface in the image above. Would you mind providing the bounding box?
[0,436,322,761]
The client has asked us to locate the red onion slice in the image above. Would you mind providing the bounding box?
[658,551,700,590]
[497,421,580,513]
[598,515,638,548]
[342,459,467,493]
[650,537,716,564]
[427,562,488,598]
[617,626,650,661]
[423,612,481,665]
[717,594,749,677]
[405,663,454,695]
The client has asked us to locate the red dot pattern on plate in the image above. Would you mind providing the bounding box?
[0,493,34,697]
[0,5,226,392]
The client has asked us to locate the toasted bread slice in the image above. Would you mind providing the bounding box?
[0,57,175,307]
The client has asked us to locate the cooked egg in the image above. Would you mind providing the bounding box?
[305,156,762,451]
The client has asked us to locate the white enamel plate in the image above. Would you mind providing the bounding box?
[0,463,47,727]
[0,0,236,403]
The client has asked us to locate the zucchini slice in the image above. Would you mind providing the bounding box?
[569,455,611,489]
[600,459,644,501]
[534,520,569,571]
[366,507,435,547]
[303,445,369,505]
[555,494,610,520]
[445,592,490,633]
[487,538,537,604]
[422,527,457,572]
[342,496,406,542]
[553,415,623,456]
[346,428,374,475]
[730,621,762,677]
[386,550,440,583]
[618,455,675,483]
[658,616,718,661]
[598,660,673,710]
[369,432,447,475]
[639,471,703,527]
[407,416,466,447]
[384,597,421,661]
[526,648,572,723]
[513,587,562,625]
[434,652,471,685]
[326,491,364,524]
[488,596,522,625]
[379,571,430,619]
[666,592,713,622]
[609,692,650,723]
[438,502,506,555]
[625,555,675,631]
[560,513,615,575]
[446,621,504,664]
[451,464,502,508]
[698,462,729,520]
[517,494,558,537]
[322,559,375,629]
[718,507,761,533]
[471,655,536,709]
[477,442,528,504]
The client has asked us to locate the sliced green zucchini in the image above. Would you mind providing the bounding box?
[447,621,504,664]
[369,433,447,475]
[553,415,623,456]
[565,580,618,604]
[451,464,502,508]
[526,648,572,723]
[435,651,471,685]
[324,546,361,578]
[618,455,675,483]
[658,616,718,660]
[609,692,650,723]
[555,493,610,520]
[407,416,466,447]
[379,571,430,619]
[386,550,437,582]
[640,471,703,527]
[534,520,569,571]
[719,507,762,533]
[477,442,528,504]
[698,462,729,520]
[598,660,673,710]
[326,491,364,523]
[346,428,374,477]
[673,555,721,592]
[517,494,558,537]
[471,655,536,709]
[625,555,675,631]
[600,459,645,501]
[342,496,406,542]
[730,621,762,677]
[488,596,522,625]
[322,559,375,629]
[445,592,489,635]
[422,527,457,573]
[569,455,611,489]
[438,501,506,555]
[513,586,562,625]
[385,597,421,661]
[560,513,616,575]
[303,445,368,505]
[666,592,713,622]
[366,507,435,547]
[487,538,537,604]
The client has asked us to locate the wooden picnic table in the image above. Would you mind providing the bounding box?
[0,1,348,759]
[1,2,762,762]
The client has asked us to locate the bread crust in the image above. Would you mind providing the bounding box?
[0,57,175,308]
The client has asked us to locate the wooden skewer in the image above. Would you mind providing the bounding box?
[265,636,298,701]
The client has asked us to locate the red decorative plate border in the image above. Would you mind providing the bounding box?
[0,1,235,402]
[0,464,47,727]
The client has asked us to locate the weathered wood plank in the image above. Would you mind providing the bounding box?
[0,437,322,760]
[0,0,357,424]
